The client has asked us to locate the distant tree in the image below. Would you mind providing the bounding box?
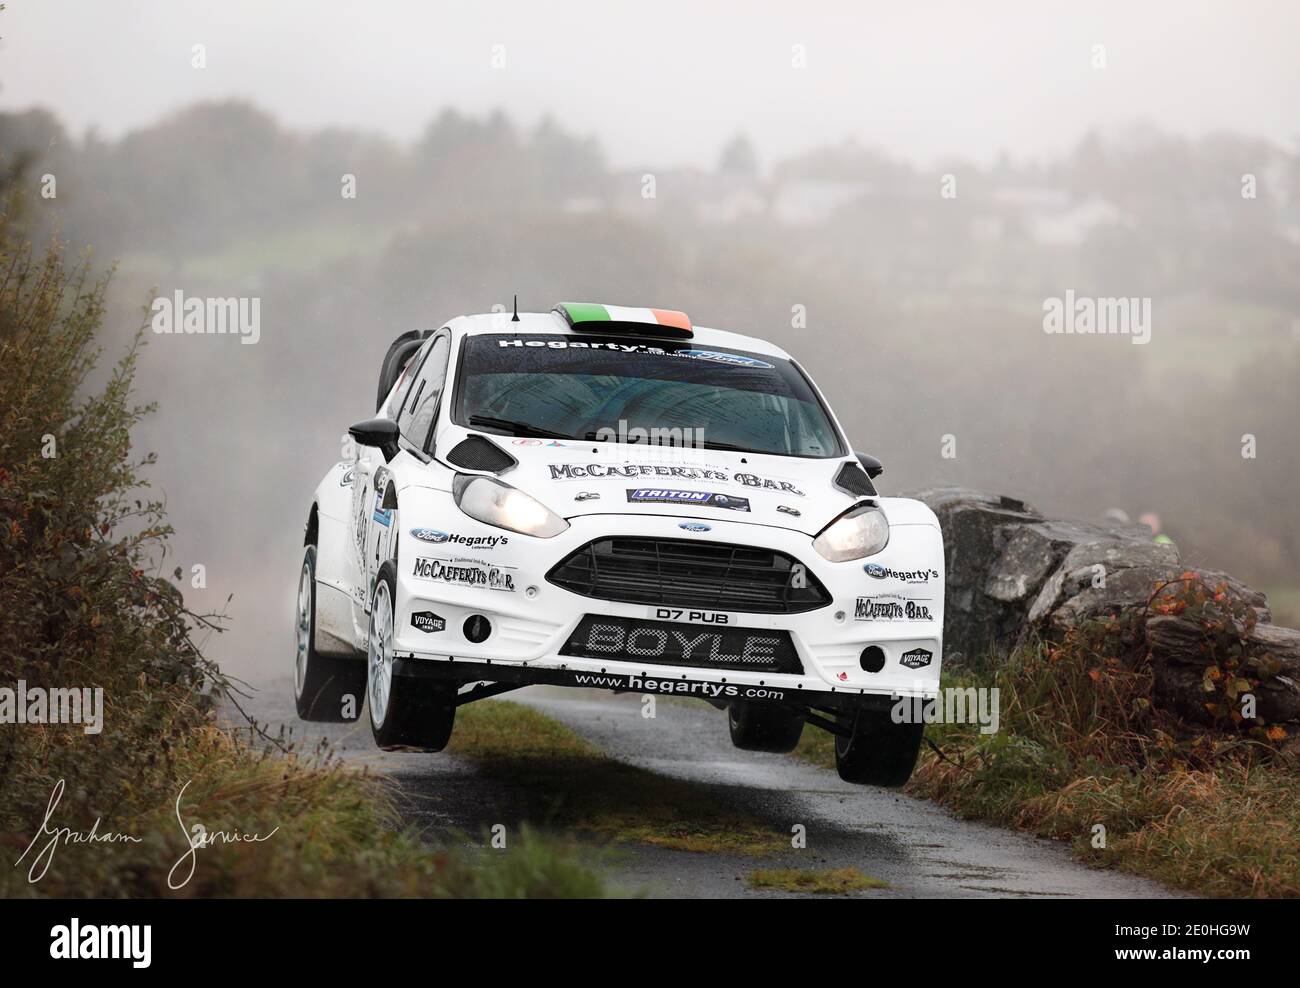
[718,134,759,177]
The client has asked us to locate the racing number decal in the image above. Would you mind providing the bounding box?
[366,466,397,605]
[349,459,372,580]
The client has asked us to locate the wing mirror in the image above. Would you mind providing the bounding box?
[855,451,884,479]
[349,417,400,462]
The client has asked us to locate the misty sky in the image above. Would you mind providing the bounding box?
[3,1,1298,169]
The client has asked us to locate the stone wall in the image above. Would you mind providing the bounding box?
[905,487,1300,726]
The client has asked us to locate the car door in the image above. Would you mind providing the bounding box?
[354,331,453,620]
[348,337,435,629]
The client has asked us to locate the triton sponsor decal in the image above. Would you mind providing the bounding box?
[678,522,711,533]
[854,595,935,622]
[863,563,939,584]
[900,647,934,670]
[411,611,446,633]
[547,462,804,495]
[410,556,516,592]
[627,488,750,511]
[409,528,508,549]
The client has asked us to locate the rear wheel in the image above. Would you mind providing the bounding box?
[727,700,804,753]
[367,562,457,751]
[294,545,365,722]
[834,709,924,786]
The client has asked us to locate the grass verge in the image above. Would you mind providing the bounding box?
[1,711,611,898]
[449,700,784,855]
[747,867,887,894]
[792,601,1299,897]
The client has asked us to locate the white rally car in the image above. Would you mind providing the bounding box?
[294,302,944,785]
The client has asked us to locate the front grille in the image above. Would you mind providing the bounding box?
[547,537,831,614]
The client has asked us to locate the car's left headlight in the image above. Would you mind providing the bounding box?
[812,503,889,562]
[452,474,569,538]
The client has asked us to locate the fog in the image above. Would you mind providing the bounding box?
[2,2,1297,680]
[6,1,1300,168]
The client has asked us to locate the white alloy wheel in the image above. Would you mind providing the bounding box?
[368,579,394,730]
[294,558,312,700]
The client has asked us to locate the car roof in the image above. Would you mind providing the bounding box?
[443,310,795,360]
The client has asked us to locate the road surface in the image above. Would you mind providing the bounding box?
[240,677,1175,898]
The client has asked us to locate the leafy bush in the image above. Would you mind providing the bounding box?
[906,590,1299,897]
[0,201,607,898]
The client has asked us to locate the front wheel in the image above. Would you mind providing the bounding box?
[727,700,804,752]
[834,710,924,786]
[294,545,365,722]
[367,562,457,751]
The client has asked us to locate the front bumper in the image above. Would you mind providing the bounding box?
[391,491,944,705]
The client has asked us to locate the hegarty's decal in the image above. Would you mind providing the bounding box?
[626,489,750,512]
[863,563,939,584]
[494,339,777,371]
[409,528,508,549]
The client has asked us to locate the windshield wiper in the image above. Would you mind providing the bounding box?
[698,440,767,454]
[468,415,573,440]
[582,431,769,455]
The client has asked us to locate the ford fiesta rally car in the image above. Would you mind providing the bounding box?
[294,302,944,785]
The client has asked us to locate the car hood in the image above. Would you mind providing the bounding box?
[468,436,861,537]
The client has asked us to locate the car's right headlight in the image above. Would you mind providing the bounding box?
[452,474,569,538]
[812,503,889,562]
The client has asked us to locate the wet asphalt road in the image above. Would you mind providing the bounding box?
[240,677,1175,899]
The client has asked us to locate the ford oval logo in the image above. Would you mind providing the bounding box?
[679,522,711,533]
[410,528,449,543]
[864,563,886,578]
[678,349,775,370]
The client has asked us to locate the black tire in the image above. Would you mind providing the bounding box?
[367,561,456,751]
[834,709,924,786]
[294,545,366,722]
[727,700,804,753]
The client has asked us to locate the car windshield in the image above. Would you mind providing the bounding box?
[453,333,842,457]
